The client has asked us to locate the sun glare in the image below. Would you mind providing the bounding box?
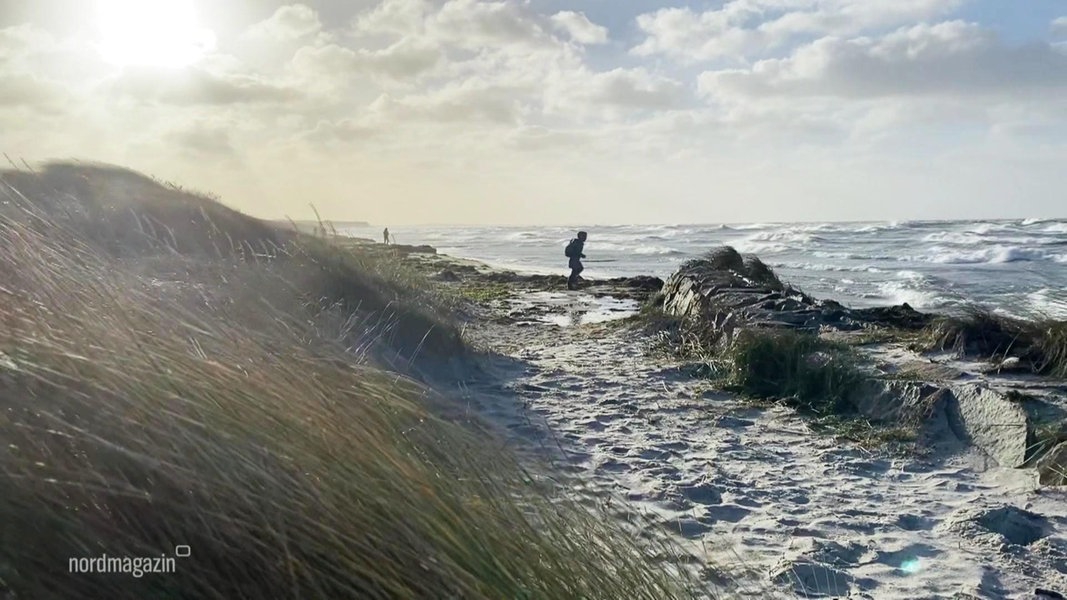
[96,0,216,67]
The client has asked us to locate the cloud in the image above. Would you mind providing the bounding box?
[633,0,963,62]
[353,0,563,50]
[545,68,687,118]
[1053,17,1067,37]
[365,80,527,124]
[242,4,323,43]
[0,25,73,110]
[354,0,433,38]
[111,67,302,105]
[167,123,237,157]
[699,22,1067,100]
[301,118,384,147]
[0,73,63,108]
[291,39,441,81]
[550,11,609,45]
[434,0,552,48]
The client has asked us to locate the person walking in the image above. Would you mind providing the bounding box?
[383,227,390,244]
[564,231,587,290]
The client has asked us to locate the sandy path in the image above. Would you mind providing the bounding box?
[466,292,1067,599]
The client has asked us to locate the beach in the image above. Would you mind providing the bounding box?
[404,250,1067,599]
[2,163,1065,599]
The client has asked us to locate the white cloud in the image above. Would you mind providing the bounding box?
[4,0,1067,224]
[550,11,609,45]
[699,22,1067,99]
[242,4,323,43]
[545,68,687,119]
[109,67,303,105]
[1053,17,1067,37]
[291,39,441,81]
[633,0,963,62]
[365,79,528,124]
[354,0,433,38]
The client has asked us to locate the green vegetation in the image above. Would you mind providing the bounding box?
[0,164,697,600]
[917,307,1067,378]
[458,281,513,303]
[718,329,864,416]
[643,306,865,415]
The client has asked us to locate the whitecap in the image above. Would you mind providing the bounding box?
[633,245,684,256]
[918,245,1053,265]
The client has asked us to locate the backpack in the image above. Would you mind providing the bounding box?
[564,239,578,258]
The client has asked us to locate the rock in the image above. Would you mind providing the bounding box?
[851,303,932,330]
[848,379,943,423]
[661,246,932,336]
[947,384,1034,468]
[388,243,437,255]
[434,269,461,282]
[623,275,664,291]
[1037,442,1067,486]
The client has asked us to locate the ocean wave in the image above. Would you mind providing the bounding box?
[811,250,897,261]
[504,231,543,241]
[1026,289,1067,319]
[746,230,826,245]
[633,245,685,256]
[1043,222,1067,234]
[733,241,790,254]
[965,222,1011,235]
[919,245,1057,265]
[768,262,882,273]
[854,223,901,233]
[921,231,983,244]
[875,280,954,310]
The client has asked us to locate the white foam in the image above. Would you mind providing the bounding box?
[921,231,983,244]
[876,280,942,309]
[633,245,684,256]
[768,262,881,273]
[1026,288,1067,319]
[921,245,1054,265]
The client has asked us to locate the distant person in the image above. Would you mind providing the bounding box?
[383,227,390,244]
[564,231,588,290]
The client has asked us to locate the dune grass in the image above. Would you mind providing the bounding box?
[718,329,864,415]
[643,304,864,417]
[0,166,700,599]
[917,307,1067,378]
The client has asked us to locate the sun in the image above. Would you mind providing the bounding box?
[96,0,216,68]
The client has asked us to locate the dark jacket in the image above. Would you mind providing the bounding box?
[568,239,585,259]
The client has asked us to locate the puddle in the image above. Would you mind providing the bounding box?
[506,292,639,327]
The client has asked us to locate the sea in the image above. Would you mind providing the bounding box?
[340,220,1067,320]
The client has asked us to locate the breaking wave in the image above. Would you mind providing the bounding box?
[919,245,1062,265]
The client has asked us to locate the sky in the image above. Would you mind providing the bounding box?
[0,0,1065,225]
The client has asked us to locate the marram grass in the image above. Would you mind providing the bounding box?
[0,169,702,600]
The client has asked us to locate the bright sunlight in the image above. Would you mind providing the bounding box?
[96,0,216,67]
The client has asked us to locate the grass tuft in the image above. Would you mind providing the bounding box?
[917,307,1067,377]
[0,164,700,600]
[719,329,864,415]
